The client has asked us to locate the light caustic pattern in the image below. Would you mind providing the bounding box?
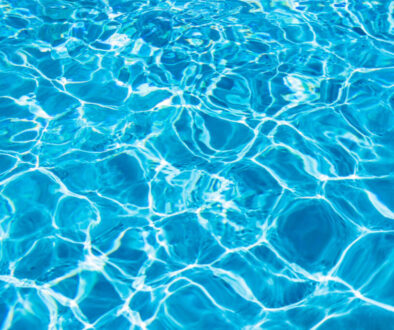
[0,0,393,329]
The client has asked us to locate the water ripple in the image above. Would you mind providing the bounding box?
[0,0,393,328]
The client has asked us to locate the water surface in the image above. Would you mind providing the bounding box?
[0,0,394,329]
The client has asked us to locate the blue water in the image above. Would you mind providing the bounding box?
[0,0,394,329]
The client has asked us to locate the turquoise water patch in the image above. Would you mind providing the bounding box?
[0,0,393,329]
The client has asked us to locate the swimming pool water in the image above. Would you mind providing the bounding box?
[0,0,394,329]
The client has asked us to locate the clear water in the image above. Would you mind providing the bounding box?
[0,0,393,329]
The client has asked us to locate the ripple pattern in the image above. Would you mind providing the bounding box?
[0,0,394,329]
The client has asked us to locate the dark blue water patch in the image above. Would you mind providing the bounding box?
[158,213,225,265]
[270,199,358,273]
[319,305,394,330]
[65,81,128,106]
[77,272,122,323]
